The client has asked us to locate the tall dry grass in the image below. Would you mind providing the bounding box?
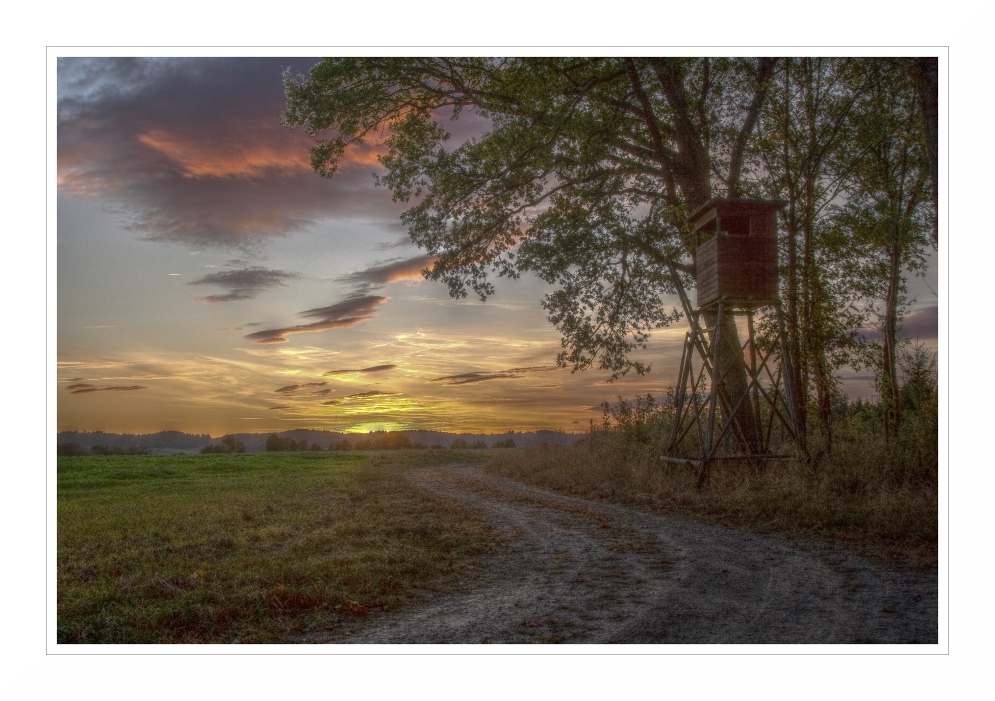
[485,401,937,569]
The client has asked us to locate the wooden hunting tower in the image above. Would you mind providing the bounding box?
[690,198,785,310]
[662,197,805,488]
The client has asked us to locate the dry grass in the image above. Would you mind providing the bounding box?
[57,451,495,644]
[484,424,938,570]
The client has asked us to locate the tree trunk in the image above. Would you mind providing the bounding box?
[882,237,902,443]
[783,197,806,439]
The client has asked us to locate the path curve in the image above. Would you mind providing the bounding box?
[310,464,937,644]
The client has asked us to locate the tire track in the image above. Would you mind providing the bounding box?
[309,464,937,645]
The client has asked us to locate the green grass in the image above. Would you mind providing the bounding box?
[58,451,495,644]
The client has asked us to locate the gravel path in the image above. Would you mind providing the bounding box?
[310,463,937,645]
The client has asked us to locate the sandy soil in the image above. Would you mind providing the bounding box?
[306,463,938,645]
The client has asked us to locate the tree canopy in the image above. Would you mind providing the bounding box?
[284,57,777,377]
[284,56,937,448]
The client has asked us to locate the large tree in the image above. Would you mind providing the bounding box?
[836,59,933,442]
[750,57,875,451]
[283,57,780,448]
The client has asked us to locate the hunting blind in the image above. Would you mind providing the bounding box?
[661,198,807,488]
[690,198,783,309]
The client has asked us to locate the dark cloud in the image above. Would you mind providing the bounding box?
[58,58,405,250]
[321,399,341,406]
[899,305,938,340]
[268,405,291,410]
[346,391,397,400]
[375,234,419,250]
[244,295,389,344]
[68,384,148,394]
[323,364,397,376]
[338,254,438,288]
[275,381,328,393]
[858,305,938,343]
[190,266,299,303]
[431,366,562,385]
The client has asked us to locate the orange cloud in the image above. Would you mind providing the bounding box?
[137,129,309,178]
[339,254,438,287]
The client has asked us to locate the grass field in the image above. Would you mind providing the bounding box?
[57,450,494,644]
[57,432,936,644]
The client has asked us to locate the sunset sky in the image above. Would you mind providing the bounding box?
[56,56,939,436]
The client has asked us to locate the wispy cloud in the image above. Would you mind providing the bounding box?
[189,266,299,303]
[346,391,398,400]
[244,295,389,344]
[430,366,562,385]
[67,383,148,394]
[275,381,328,393]
[323,364,397,376]
[338,254,438,289]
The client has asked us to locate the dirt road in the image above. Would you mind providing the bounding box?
[310,464,938,645]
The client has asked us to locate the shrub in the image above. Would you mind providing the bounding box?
[57,442,86,456]
[201,444,230,454]
[265,433,294,452]
[597,394,669,445]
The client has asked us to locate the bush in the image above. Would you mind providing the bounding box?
[265,433,295,452]
[57,442,86,456]
[204,434,246,454]
[596,394,670,446]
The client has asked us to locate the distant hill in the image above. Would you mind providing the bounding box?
[56,430,213,453]
[56,428,579,454]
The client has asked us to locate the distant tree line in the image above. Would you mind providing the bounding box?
[56,430,211,452]
[263,431,518,452]
[57,443,151,456]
